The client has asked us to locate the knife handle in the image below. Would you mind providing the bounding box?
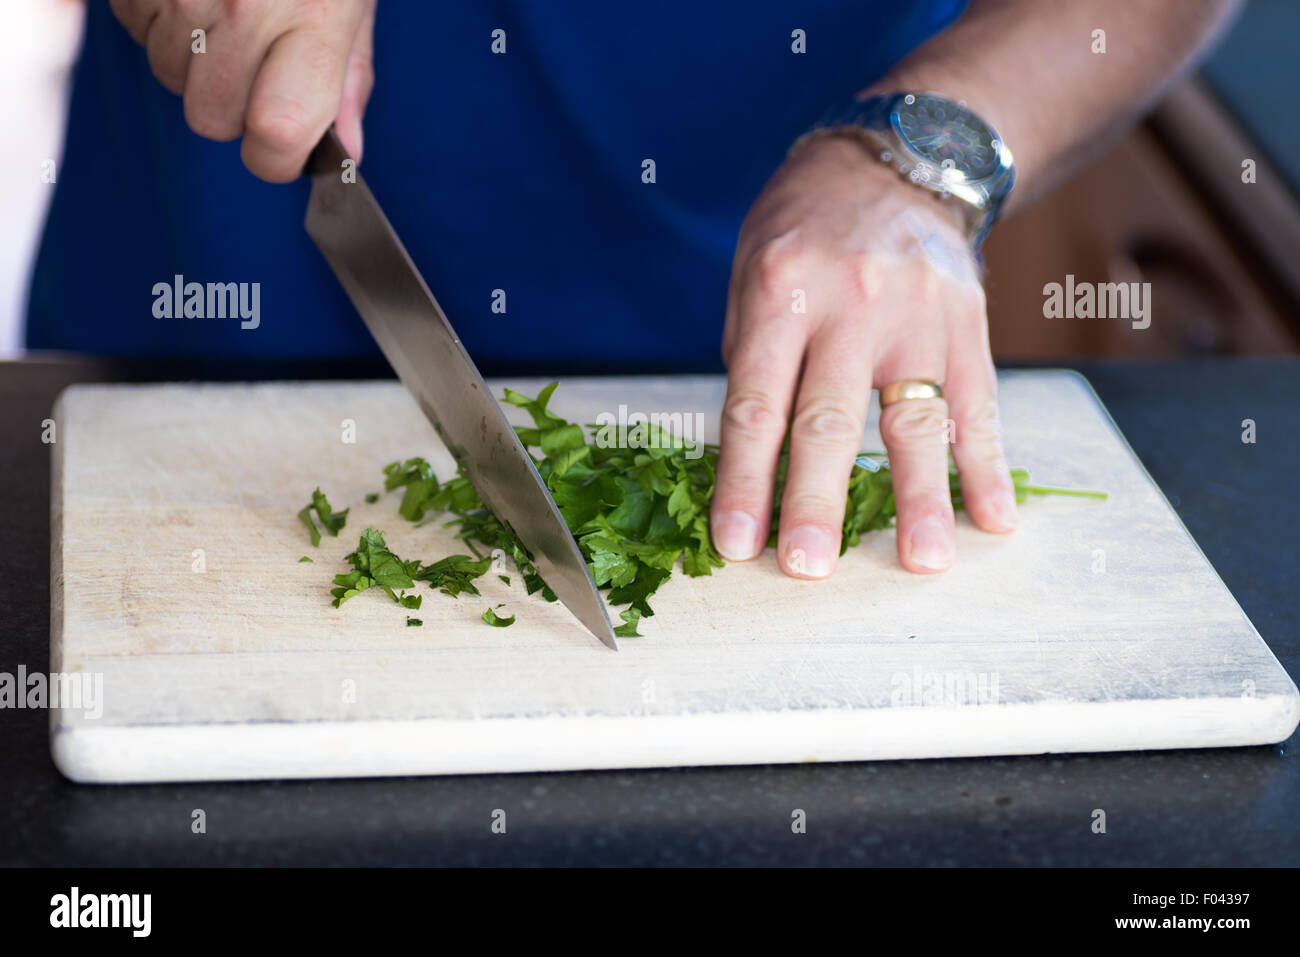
[305,127,352,180]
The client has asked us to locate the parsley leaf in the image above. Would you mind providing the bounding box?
[614,607,643,638]
[482,607,515,627]
[413,554,493,598]
[329,528,420,608]
[299,487,349,546]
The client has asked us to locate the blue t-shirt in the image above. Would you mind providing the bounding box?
[27,0,965,372]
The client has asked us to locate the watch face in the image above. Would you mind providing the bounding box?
[894,94,1000,180]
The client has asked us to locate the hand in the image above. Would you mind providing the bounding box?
[109,0,376,181]
[711,134,1017,579]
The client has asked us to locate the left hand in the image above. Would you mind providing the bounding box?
[711,134,1018,579]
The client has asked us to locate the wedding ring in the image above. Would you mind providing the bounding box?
[879,379,944,407]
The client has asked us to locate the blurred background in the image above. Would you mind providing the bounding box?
[1,0,82,357]
[981,1,1300,359]
[4,0,1298,361]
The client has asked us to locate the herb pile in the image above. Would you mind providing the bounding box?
[300,383,1105,634]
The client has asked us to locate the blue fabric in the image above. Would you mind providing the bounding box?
[28,0,966,369]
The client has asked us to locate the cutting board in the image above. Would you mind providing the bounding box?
[49,372,1298,783]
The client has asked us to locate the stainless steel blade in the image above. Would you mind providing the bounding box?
[304,130,617,649]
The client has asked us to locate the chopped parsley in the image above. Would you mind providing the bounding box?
[481,607,515,627]
[298,487,349,547]
[318,384,1105,631]
[329,527,422,609]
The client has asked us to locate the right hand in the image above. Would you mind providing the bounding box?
[109,0,377,182]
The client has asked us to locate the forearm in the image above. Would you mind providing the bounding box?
[864,0,1242,212]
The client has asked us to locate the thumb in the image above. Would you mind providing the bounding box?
[335,1,376,164]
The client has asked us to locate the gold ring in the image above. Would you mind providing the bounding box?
[879,379,944,407]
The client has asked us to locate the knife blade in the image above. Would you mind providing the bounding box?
[304,130,617,649]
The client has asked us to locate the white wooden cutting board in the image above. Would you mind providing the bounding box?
[49,372,1298,782]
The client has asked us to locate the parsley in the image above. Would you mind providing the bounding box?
[329,527,421,608]
[382,458,444,521]
[299,556,313,563]
[365,492,380,504]
[406,617,423,627]
[414,554,493,598]
[482,607,515,627]
[323,384,1105,631]
[774,451,1106,556]
[614,607,643,638]
[298,487,349,547]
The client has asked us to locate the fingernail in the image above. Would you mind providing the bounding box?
[993,490,1019,530]
[713,510,758,561]
[908,516,953,570]
[783,525,835,578]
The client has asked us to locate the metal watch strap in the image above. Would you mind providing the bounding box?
[791,94,1014,252]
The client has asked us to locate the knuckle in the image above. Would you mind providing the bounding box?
[244,95,316,151]
[882,401,948,445]
[746,232,805,300]
[956,396,1002,443]
[792,400,862,445]
[781,489,847,524]
[721,389,786,438]
[218,0,259,22]
[963,442,1009,472]
[174,0,209,20]
[845,252,885,306]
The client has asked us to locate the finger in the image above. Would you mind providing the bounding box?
[710,238,809,562]
[145,2,216,95]
[946,311,1018,533]
[109,0,160,45]
[334,1,376,163]
[241,5,367,182]
[183,12,280,142]
[876,346,953,574]
[776,320,873,579]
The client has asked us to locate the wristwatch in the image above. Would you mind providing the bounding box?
[791,92,1015,252]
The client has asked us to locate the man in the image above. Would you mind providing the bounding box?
[29,0,1238,581]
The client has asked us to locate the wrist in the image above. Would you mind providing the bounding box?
[795,132,974,241]
[793,89,1015,253]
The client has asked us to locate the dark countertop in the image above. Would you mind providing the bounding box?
[1,356,1296,867]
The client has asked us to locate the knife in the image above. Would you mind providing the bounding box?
[304,129,617,649]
